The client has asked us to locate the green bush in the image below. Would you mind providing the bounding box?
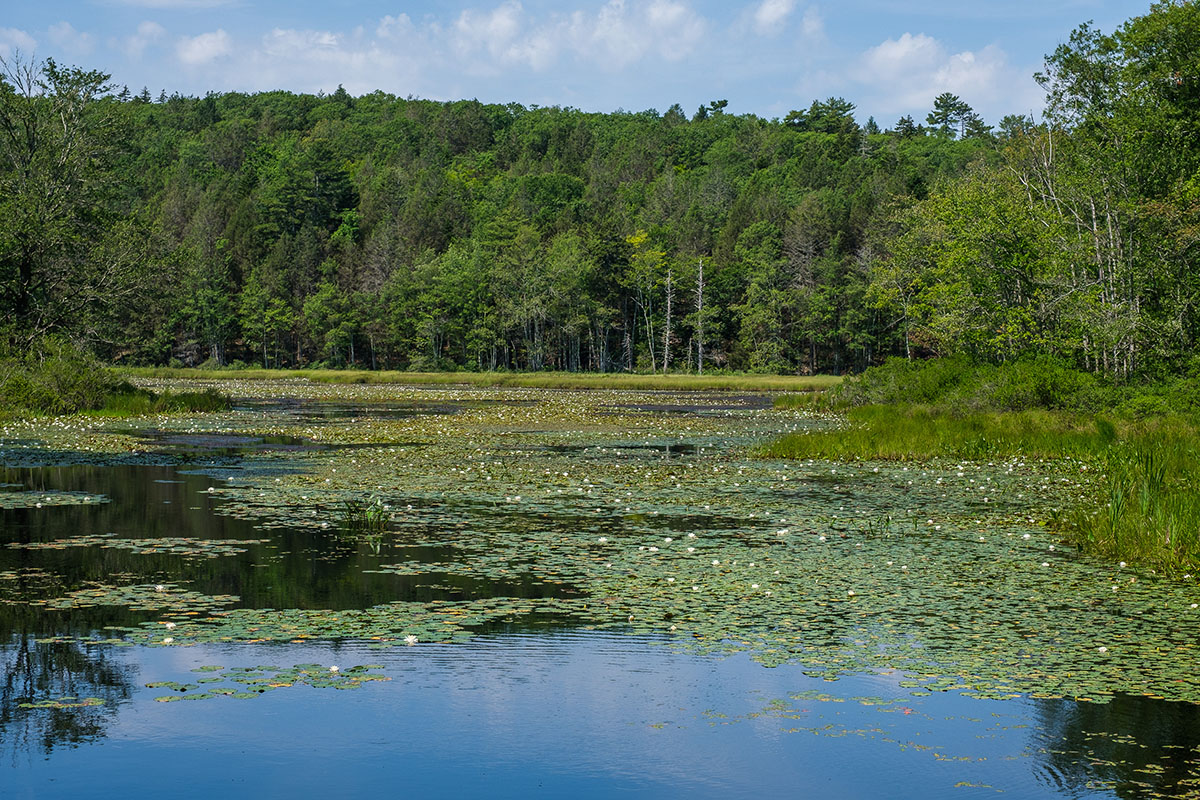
[829,356,1114,414]
[0,337,119,415]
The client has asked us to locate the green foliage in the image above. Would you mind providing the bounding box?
[0,336,119,416]
[829,356,1112,413]
[5,3,1200,386]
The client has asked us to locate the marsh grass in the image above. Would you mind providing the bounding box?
[91,385,232,417]
[1065,428,1200,574]
[121,367,841,393]
[762,406,1119,461]
[764,404,1200,573]
[773,391,833,410]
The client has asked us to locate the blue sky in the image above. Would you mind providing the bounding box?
[1,1,1152,125]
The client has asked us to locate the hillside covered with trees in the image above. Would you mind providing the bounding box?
[1,1,1197,380]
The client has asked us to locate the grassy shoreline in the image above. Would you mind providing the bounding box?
[118,366,842,393]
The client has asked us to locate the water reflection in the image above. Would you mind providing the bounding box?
[0,635,134,759]
[1032,694,1200,798]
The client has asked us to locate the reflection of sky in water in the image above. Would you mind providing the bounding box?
[7,632,1121,799]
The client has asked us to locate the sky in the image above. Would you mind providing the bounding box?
[0,1,1154,126]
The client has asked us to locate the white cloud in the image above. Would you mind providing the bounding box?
[0,27,37,58]
[567,0,706,68]
[49,21,95,56]
[261,28,340,58]
[176,29,232,65]
[753,0,796,35]
[375,14,414,41]
[452,1,556,70]
[120,21,166,59]
[853,32,1039,120]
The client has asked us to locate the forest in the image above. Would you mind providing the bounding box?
[1,1,1197,380]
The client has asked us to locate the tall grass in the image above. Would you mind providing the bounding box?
[93,385,231,416]
[762,406,1119,461]
[1064,429,1200,575]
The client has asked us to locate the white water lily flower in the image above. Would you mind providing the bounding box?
[329,665,339,672]
[162,637,173,644]
[405,634,418,646]
[1097,646,1108,653]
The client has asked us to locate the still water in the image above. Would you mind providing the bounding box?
[2,390,1199,798]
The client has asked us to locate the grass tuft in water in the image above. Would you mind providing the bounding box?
[340,497,389,537]
[1064,433,1200,575]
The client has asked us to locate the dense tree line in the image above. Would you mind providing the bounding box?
[1,2,1196,378]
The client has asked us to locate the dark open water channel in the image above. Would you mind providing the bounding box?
[3,395,1200,798]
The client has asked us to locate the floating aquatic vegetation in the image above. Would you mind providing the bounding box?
[147,664,389,701]
[5,380,1200,709]
[9,534,269,558]
[28,583,238,614]
[113,596,592,646]
[18,696,105,709]
[0,490,108,509]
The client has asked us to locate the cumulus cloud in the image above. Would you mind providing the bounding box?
[753,0,796,35]
[120,21,167,58]
[176,28,232,65]
[566,0,705,68]
[375,14,414,41]
[853,32,1039,120]
[452,1,557,70]
[0,27,37,58]
[49,21,95,56]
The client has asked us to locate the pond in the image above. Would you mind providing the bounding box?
[2,382,1199,798]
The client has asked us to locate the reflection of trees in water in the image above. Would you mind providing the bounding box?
[1032,694,1200,798]
[0,635,134,760]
